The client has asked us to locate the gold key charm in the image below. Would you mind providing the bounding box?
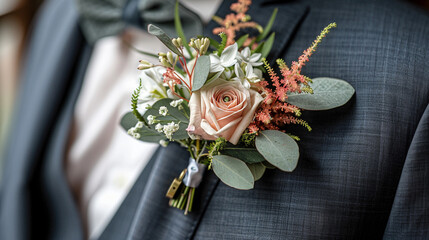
[166,169,187,199]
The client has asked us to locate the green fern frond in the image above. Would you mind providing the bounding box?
[131,79,148,126]
[216,33,228,56]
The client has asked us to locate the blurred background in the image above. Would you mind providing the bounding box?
[0,0,428,181]
[0,0,43,179]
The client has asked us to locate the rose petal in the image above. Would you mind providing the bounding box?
[201,117,243,140]
[228,89,263,144]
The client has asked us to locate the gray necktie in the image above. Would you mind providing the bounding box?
[77,0,203,44]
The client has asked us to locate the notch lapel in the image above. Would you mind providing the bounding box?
[126,1,309,239]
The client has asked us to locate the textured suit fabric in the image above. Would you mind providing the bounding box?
[1,0,428,239]
[191,0,429,239]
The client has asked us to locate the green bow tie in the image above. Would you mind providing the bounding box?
[77,0,204,44]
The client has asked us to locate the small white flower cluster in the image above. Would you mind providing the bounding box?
[155,122,180,140]
[159,106,168,116]
[127,121,144,139]
[147,115,156,124]
[170,99,184,110]
[209,43,263,89]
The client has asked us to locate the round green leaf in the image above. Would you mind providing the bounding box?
[143,98,189,123]
[221,147,266,163]
[255,130,299,172]
[120,112,166,143]
[261,161,276,169]
[286,77,355,110]
[247,163,266,181]
[212,155,254,190]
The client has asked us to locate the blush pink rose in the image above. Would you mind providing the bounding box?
[187,79,263,145]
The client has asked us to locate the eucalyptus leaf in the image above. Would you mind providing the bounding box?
[255,130,299,172]
[286,77,355,110]
[143,98,189,123]
[192,55,210,91]
[121,112,140,130]
[221,147,266,163]
[212,155,254,190]
[261,32,275,59]
[148,24,182,56]
[261,161,276,169]
[247,163,266,181]
[171,122,190,140]
[120,112,166,143]
[142,99,190,140]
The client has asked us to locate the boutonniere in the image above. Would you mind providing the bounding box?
[121,0,355,214]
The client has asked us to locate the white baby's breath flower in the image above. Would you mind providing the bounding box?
[147,115,156,124]
[159,139,169,147]
[136,121,144,128]
[170,99,183,107]
[159,106,168,116]
[237,47,263,66]
[155,123,163,132]
[127,127,136,136]
[132,133,141,139]
[163,122,180,140]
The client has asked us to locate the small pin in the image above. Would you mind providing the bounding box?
[166,169,187,199]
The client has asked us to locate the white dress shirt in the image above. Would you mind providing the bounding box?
[65,1,222,239]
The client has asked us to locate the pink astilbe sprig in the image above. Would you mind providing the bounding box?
[292,22,337,72]
[212,0,260,46]
[249,23,337,134]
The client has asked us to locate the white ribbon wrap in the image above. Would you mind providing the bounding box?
[183,158,206,188]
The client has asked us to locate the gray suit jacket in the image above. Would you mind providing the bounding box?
[1,0,428,239]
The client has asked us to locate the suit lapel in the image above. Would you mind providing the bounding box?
[126,1,309,239]
[124,143,218,240]
[41,44,92,240]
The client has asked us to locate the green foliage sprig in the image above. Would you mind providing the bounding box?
[131,79,148,126]
[216,33,228,56]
